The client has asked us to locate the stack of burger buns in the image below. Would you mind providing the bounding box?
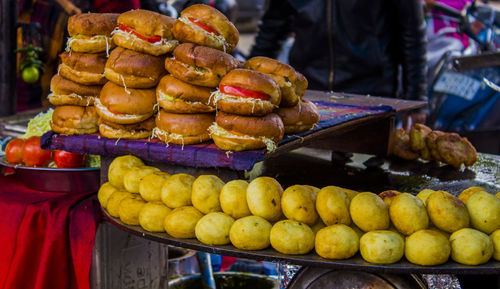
[154,5,240,145]
[244,56,319,135]
[207,56,318,151]
[50,13,118,135]
[95,9,177,139]
[49,5,317,152]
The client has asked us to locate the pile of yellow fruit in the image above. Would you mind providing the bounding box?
[98,155,500,266]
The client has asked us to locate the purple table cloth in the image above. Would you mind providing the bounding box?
[42,102,393,171]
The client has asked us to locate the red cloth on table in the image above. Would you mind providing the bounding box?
[0,174,101,289]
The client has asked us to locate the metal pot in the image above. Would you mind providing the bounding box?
[168,272,279,289]
[287,267,427,289]
[167,246,199,280]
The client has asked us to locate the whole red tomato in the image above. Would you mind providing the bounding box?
[5,138,25,164]
[22,136,52,167]
[53,150,86,168]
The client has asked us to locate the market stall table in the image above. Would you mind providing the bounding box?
[39,91,500,287]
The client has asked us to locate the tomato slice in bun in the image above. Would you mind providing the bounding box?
[108,107,126,115]
[188,17,219,35]
[118,24,162,43]
[220,84,270,100]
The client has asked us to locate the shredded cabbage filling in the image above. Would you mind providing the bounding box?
[208,123,277,152]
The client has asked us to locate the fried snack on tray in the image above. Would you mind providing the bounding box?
[391,128,419,160]
[391,125,478,169]
[436,132,477,169]
[409,123,432,161]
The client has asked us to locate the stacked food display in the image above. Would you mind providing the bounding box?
[31,3,499,286]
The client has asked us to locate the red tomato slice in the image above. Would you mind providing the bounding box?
[5,138,24,164]
[108,107,125,115]
[220,84,270,100]
[54,150,86,168]
[21,136,52,167]
[118,24,162,43]
[188,17,219,35]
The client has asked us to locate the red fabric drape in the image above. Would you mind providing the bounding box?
[0,174,100,289]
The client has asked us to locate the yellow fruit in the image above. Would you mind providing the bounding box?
[123,166,160,193]
[360,230,404,264]
[161,173,196,208]
[164,206,204,238]
[139,172,170,201]
[405,229,450,266]
[349,223,365,239]
[108,155,144,189]
[316,186,351,226]
[118,195,146,225]
[303,185,320,197]
[246,177,283,222]
[191,175,225,214]
[450,228,493,265]
[229,215,272,250]
[220,180,251,219]
[490,230,500,261]
[340,187,359,200]
[315,224,359,259]
[195,212,234,245]
[311,220,326,235]
[139,201,171,232]
[426,190,469,233]
[378,190,401,207]
[466,191,500,234]
[107,190,134,218]
[98,182,118,208]
[458,186,486,203]
[350,192,389,232]
[416,189,435,205]
[270,220,315,254]
[282,185,318,225]
[389,193,429,235]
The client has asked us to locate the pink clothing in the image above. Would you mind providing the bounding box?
[429,0,473,48]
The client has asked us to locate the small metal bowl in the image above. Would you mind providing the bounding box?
[0,157,100,193]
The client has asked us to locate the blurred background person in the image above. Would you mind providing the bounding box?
[249,0,428,129]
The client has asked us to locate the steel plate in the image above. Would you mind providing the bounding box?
[102,210,500,274]
[0,157,100,193]
[101,151,500,274]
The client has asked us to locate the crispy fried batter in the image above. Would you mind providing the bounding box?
[425,130,445,162]
[436,133,477,169]
[409,123,432,151]
[391,128,419,160]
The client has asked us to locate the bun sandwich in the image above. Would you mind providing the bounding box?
[153,109,214,145]
[244,56,308,107]
[277,100,320,134]
[165,43,240,87]
[104,47,166,88]
[58,51,107,85]
[157,75,215,114]
[113,9,178,56]
[211,69,281,116]
[95,82,156,124]
[173,4,239,52]
[51,105,99,135]
[208,111,284,152]
[67,13,118,54]
[98,116,155,140]
[48,75,101,106]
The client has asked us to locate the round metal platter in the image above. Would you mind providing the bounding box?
[102,151,500,274]
[103,210,500,274]
[0,156,100,193]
